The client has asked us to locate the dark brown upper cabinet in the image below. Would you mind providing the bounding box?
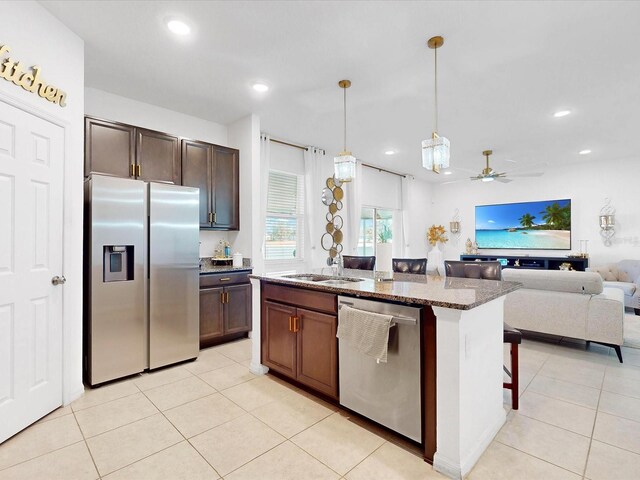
[182,139,239,230]
[136,128,180,184]
[85,117,135,178]
[85,117,179,184]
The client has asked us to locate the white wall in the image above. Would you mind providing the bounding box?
[85,87,227,145]
[227,114,260,264]
[1,1,85,403]
[403,177,434,258]
[429,157,640,267]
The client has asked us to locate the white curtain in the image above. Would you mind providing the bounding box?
[259,134,271,262]
[400,176,412,257]
[303,147,323,268]
[346,161,363,254]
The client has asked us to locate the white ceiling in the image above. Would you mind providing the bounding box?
[41,0,640,182]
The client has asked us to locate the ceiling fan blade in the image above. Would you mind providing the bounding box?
[494,177,513,183]
[510,172,544,177]
[470,176,482,181]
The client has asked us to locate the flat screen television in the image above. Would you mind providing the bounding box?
[475,199,571,250]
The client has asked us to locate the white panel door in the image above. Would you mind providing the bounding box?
[0,100,64,443]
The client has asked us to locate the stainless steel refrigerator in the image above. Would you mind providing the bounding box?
[84,174,200,386]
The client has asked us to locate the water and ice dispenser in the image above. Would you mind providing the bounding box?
[103,245,134,282]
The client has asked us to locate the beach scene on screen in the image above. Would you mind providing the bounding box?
[475,199,571,249]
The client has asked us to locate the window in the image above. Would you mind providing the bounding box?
[357,207,393,255]
[265,170,305,261]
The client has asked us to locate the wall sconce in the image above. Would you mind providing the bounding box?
[599,197,615,246]
[449,209,461,238]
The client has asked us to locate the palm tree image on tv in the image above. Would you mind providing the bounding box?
[519,213,536,228]
[475,199,571,249]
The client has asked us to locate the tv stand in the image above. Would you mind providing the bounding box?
[459,254,589,271]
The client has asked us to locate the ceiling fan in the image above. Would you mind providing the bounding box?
[471,150,510,182]
[470,150,543,183]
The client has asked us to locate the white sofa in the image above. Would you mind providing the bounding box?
[588,260,640,314]
[502,269,625,362]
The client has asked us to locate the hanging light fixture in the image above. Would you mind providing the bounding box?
[334,79,356,182]
[422,36,450,173]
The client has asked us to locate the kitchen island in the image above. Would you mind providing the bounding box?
[248,270,520,480]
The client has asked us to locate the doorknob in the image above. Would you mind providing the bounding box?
[51,275,66,285]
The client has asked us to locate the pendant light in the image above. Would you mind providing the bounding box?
[422,36,450,173]
[334,79,356,182]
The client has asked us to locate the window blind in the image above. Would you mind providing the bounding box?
[265,170,305,260]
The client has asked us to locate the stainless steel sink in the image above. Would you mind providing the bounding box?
[319,279,363,286]
[283,274,364,284]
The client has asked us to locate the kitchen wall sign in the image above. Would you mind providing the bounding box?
[0,44,67,107]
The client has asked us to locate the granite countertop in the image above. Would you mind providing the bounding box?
[250,269,521,310]
[199,258,252,274]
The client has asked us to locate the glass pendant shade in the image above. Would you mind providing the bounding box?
[334,152,356,182]
[421,134,450,172]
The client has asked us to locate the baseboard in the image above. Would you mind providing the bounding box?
[433,453,463,480]
[460,409,506,477]
[250,362,269,375]
[63,383,85,405]
[433,408,506,480]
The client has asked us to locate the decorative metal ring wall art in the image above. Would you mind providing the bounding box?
[321,175,345,265]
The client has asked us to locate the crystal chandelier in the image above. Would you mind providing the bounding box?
[334,79,356,182]
[422,36,450,173]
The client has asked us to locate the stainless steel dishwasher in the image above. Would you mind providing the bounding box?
[338,296,422,442]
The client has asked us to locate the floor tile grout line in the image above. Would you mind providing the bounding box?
[71,389,143,414]
[492,439,588,478]
[522,388,598,411]
[78,409,160,441]
[340,440,388,477]
[0,439,87,474]
[580,362,606,480]
[70,408,103,479]
[288,411,389,476]
[193,427,288,478]
[143,383,225,479]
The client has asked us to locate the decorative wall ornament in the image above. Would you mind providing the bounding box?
[0,44,67,107]
[320,175,345,265]
[449,208,461,240]
[599,197,615,247]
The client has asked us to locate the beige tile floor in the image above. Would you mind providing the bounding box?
[2,336,640,479]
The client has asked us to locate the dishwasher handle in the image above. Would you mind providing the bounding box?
[337,302,417,326]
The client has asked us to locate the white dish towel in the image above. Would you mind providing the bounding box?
[337,305,393,363]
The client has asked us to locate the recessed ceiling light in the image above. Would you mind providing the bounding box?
[553,110,571,118]
[384,150,395,155]
[443,171,453,175]
[252,83,269,92]
[167,20,191,36]
[579,149,592,155]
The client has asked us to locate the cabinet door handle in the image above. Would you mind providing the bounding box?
[208,212,213,223]
[220,277,231,282]
[225,292,230,303]
[293,315,300,333]
[220,291,225,304]
[130,164,135,177]
[288,316,293,332]
[137,164,142,177]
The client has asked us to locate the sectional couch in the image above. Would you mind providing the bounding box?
[502,269,625,362]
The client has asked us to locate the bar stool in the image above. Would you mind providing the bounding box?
[503,323,522,410]
[392,258,427,274]
[443,260,521,410]
[342,255,376,270]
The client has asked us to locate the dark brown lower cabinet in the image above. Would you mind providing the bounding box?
[261,284,338,399]
[200,286,224,342]
[200,272,252,348]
